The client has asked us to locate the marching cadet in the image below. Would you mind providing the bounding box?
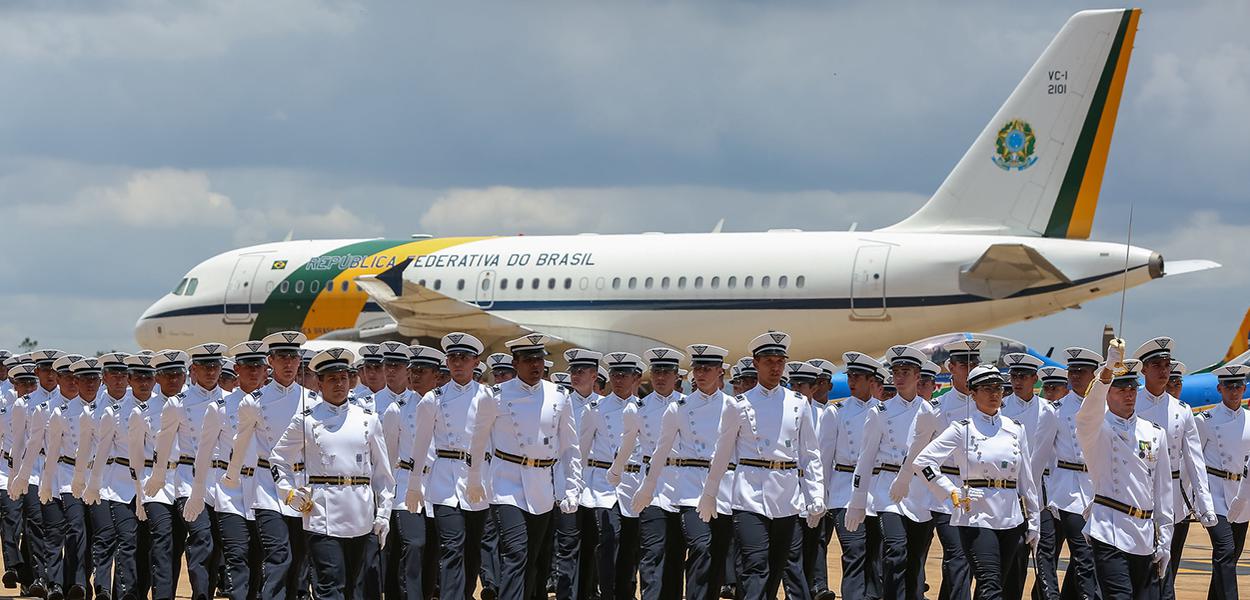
[733,358,757,395]
[438,361,452,387]
[1132,337,1216,600]
[84,353,158,600]
[488,353,516,384]
[823,352,883,600]
[145,343,226,600]
[611,347,687,600]
[881,373,897,401]
[466,334,582,600]
[1195,363,1249,599]
[183,340,270,600]
[42,357,104,599]
[128,350,188,600]
[806,358,838,600]
[381,345,442,600]
[585,352,644,600]
[73,352,131,600]
[913,364,1042,599]
[474,362,487,383]
[998,353,1058,598]
[1045,348,1101,600]
[220,359,238,393]
[13,351,82,600]
[0,360,36,591]
[918,360,940,401]
[406,345,449,600]
[352,344,385,405]
[544,360,554,380]
[271,348,395,599]
[297,350,318,393]
[370,344,419,600]
[699,332,824,600]
[784,361,832,599]
[848,344,937,600]
[632,344,738,600]
[402,336,489,600]
[1038,366,1068,402]
[1167,361,1186,400]
[552,372,572,391]
[221,331,315,600]
[548,347,602,600]
[376,342,414,416]
[595,366,609,397]
[1075,345,1174,599]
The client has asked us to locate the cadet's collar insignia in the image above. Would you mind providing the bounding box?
[491,384,501,394]
[875,404,887,412]
[770,333,786,344]
[433,387,442,397]
[215,398,225,405]
[252,390,263,398]
[177,392,187,399]
[363,407,373,415]
[301,408,313,416]
[137,402,147,410]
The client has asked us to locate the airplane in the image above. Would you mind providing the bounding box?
[134,8,1220,365]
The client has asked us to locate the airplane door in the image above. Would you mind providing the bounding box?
[474,270,496,309]
[851,245,889,319]
[223,254,266,323]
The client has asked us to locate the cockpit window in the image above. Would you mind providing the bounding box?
[172,278,189,295]
[185,278,199,296]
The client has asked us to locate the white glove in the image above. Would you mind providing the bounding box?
[559,496,579,514]
[844,506,866,532]
[888,471,910,503]
[83,487,100,506]
[220,473,240,489]
[373,517,390,549]
[1230,495,1249,518]
[285,487,313,513]
[696,493,717,523]
[1152,548,1169,579]
[1199,511,1218,528]
[38,484,53,505]
[805,503,826,529]
[142,474,164,499]
[466,477,486,505]
[182,494,205,523]
[606,466,622,488]
[1025,528,1040,551]
[1106,338,1125,371]
[404,487,424,513]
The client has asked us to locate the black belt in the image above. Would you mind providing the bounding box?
[964,479,1017,489]
[739,458,798,470]
[397,459,415,472]
[1093,495,1152,519]
[834,463,855,473]
[873,463,901,475]
[493,450,556,468]
[177,455,195,466]
[308,476,371,486]
[1057,460,1087,472]
[435,449,472,465]
[256,458,271,468]
[586,459,613,470]
[58,456,76,466]
[1171,470,1180,480]
[940,465,961,476]
[211,459,230,470]
[1043,468,1051,477]
[1207,466,1243,482]
[110,457,156,468]
[666,457,711,468]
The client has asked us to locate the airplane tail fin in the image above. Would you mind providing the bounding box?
[882,9,1140,239]
[1223,307,1250,364]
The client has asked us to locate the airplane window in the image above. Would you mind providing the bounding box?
[266,281,275,292]
[433,280,442,291]
[532,278,540,290]
[711,277,720,289]
[547,278,556,290]
[516,278,523,290]
[628,277,637,290]
[613,278,621,290]
[457,279,466,291]
[172,278,188,296]
[761,276,770,289]
[595,277,604,290]
[341,281,349,292]
[310,280,321,293]
[678,276,687,289]
[324,281,333,293]
[796,276,805,288]
[645,277,654,289]
[744,276,754,289]
[481,278,491,291]
[281,281,289,293]
[727,276,737,289]
[778,276,787,289]
[500,278,508,290]
[185,278,199,295]
[661,277,670,289]
[295,281,305,294]
[564,278,572,290]
[581,277,589,290]
[695,276,703,289]
[418,279,426,287]
[355,284,362,292]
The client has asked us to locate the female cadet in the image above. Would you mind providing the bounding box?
[912,365,1041,600]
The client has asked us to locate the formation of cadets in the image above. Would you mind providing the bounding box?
[0,329,1246,600]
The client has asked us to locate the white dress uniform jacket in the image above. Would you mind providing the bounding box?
[85,392,142,504]
[225,380,316,518]
[372,388,406,421]
[850,395,937,522]
[0,386,18,489]
[704,384,824,518]
[616,390,682,516]
[271,398,395,538]
[72,390,121,496]
[638,388,736,515]
[1195,403,1250,522]
[191,388,253,518]
[469,378,581,515]
[1000,393,1059,495]
[15,388,68,489]
[1049,390,1095,513]
[399,379,493,513]
[1136,388,1215,523]
[1076,380,1173,556]
[150,384,221,499]
[914,411,1042,531]
[822,396,878,510]
[930,390,973,514]
[578,392,632,511]
[43,395,92,496]
[128,394,177,505]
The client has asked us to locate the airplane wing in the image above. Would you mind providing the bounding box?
[353,258,549,352]
[959,243,1070,299]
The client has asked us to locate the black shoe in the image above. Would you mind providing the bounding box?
[1,570,16,588]
[720,584,736,599]
[815,591,837,600]
[28,579,47,598]
[67,584,87,600]
[47,584,65,600]
[480,589,497,600]
[95,589,112,600]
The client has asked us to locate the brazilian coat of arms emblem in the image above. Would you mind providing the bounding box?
[992,118,1038,171]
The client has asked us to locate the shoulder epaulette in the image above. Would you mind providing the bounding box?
[363,407,374,415]
[1200,410,1212,419]
[301,408,313,416]
[1010,417,1023,427]
[38,402,48,410]
[957,418,970,425]
[1151,421,1162,429]
[928,399,941,409]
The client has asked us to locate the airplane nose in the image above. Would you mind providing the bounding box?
[134,314,161,349]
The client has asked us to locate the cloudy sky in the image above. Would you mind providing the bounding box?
[2,1,1246,366]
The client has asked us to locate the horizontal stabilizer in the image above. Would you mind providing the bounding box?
[959,244,1070,299]
[1163,259,1221,277]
